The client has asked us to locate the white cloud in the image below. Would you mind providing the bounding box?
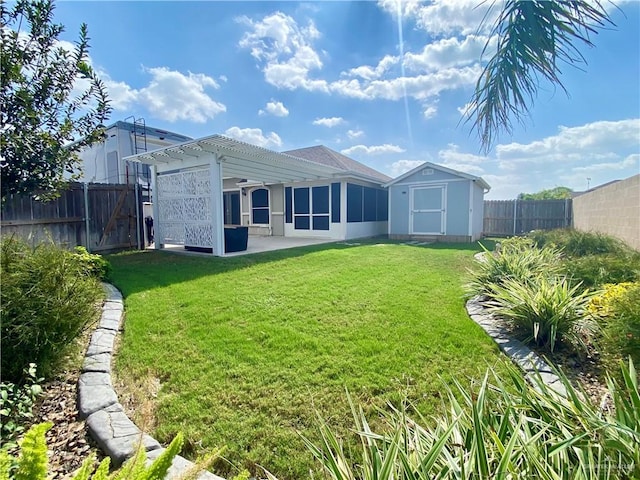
[389,160,425,177]
[423,104,438,119]
[313,116,345,127]
[219,75,228,82]
[572,154,639,174]
[403,35,496,72]
[341,144,406,156]
[224,126,282,149]
[259,100,289,117]
[343,55,398,80]
[330,64,482,101]
[238,12,327,92]
[137,67,226,123]
[98,67,226,122]
[347,129,364,140]
[436,144,487,175]
[457,101,475,117]
[496,119,640,168]
[378,0,503,37]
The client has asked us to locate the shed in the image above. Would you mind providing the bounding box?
[385,162,490,242]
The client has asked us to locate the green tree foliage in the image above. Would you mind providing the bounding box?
[0,0,111,201]
[518,186,573,200]
[468,0,613,152]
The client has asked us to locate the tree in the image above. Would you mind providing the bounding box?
[518,186,573,200]
[0,0,111,201]
[468,0,614,152]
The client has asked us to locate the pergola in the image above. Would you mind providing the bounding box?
[125,134,343,255]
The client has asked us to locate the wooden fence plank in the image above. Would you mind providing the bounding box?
[484,199,572,236]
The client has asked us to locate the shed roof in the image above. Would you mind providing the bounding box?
[124,134,344,184]
[283,145,391,184]
[385,161,491,191]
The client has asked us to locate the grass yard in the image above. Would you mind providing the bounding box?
[109,240,507,479]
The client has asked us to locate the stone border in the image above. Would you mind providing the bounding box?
[78,283,225,479]
[465,295,567,397]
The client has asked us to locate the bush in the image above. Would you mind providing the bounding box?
[564,254,640,288]
[305,360,640,480]
[0,364,43,449]
[466,238,563,299]
[0,238,102,382]
[528,228,631,258]
[488,275,594,352]
[72,246,112,280]
[598,283,640,368]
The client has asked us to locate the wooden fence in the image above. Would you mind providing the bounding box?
[1,183,143,253]
[484,199,572,237]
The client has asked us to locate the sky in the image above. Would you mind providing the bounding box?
[50,0,639,199]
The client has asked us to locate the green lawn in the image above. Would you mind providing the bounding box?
[109,240,506,479]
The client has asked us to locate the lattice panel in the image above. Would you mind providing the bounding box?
[156,167,215,250]
[184,197,211,222]
[161,222,185,244]
[158,198,183,222]
[158,173,183,196]
[185,224,214,247]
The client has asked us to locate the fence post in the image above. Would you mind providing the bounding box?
[84,183,91,251]
[512,199,517,236]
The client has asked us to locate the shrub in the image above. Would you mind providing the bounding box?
[564,254,640,288]
[72,246,112,280]
[528,228,631,258]
[488,275,594,352]
[0,238,102,382]
[305,360,640,480]
[598,283,640,368]
[466,239,562,299]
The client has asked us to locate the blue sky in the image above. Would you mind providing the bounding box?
[54,0,639,198]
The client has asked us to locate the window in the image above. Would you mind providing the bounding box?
[347,183,363,222]
[331,183,340,223]
[347,183,388,223]
[285,187,292,223]
[293,186,330,231]
[251,188,269,224]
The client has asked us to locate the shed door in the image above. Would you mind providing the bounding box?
[410,186,445,235]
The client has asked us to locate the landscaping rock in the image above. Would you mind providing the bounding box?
[87,403,161,466]
[146,448,226,480]
[78,372,118,418]
[86,328,117,356]
[82,352,112,373]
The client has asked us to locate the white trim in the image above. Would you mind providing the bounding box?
[392,177,470,187]
[385,161,490,191]
[249,186,271,226]
[151,165,161,249]
[211,156,224,256]
[468,181,473,237]
[409,184,446,235]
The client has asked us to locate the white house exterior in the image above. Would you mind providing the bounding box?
[124,136,390,256]
[76,120,192,200]
[386,162,490,242]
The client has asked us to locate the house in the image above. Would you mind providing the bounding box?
[124,135,390,255]
[385,162,490,242]
[76,119,192,201]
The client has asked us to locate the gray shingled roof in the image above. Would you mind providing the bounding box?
[283,145,391,183]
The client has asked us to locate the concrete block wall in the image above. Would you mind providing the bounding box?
[573,174,640,251]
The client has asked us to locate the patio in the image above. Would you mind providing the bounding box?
[157,235,335,257]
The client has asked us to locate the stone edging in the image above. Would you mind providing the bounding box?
[465,295,567,397]
[78,283,225,479]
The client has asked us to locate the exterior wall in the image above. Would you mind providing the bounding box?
[388,178,476,240]
[471,182,485,241]
[345,221,387,239]
[573,174,640,251]
[393,167,465,185]
[390,234,472,243]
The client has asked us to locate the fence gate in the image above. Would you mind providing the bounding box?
[1,183,144,252]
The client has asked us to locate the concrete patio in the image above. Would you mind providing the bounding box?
[157,235,335,257]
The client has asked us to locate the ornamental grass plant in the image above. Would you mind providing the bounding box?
[487,275,595,352]
[304,360,640,480]
[0,238,103,382]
